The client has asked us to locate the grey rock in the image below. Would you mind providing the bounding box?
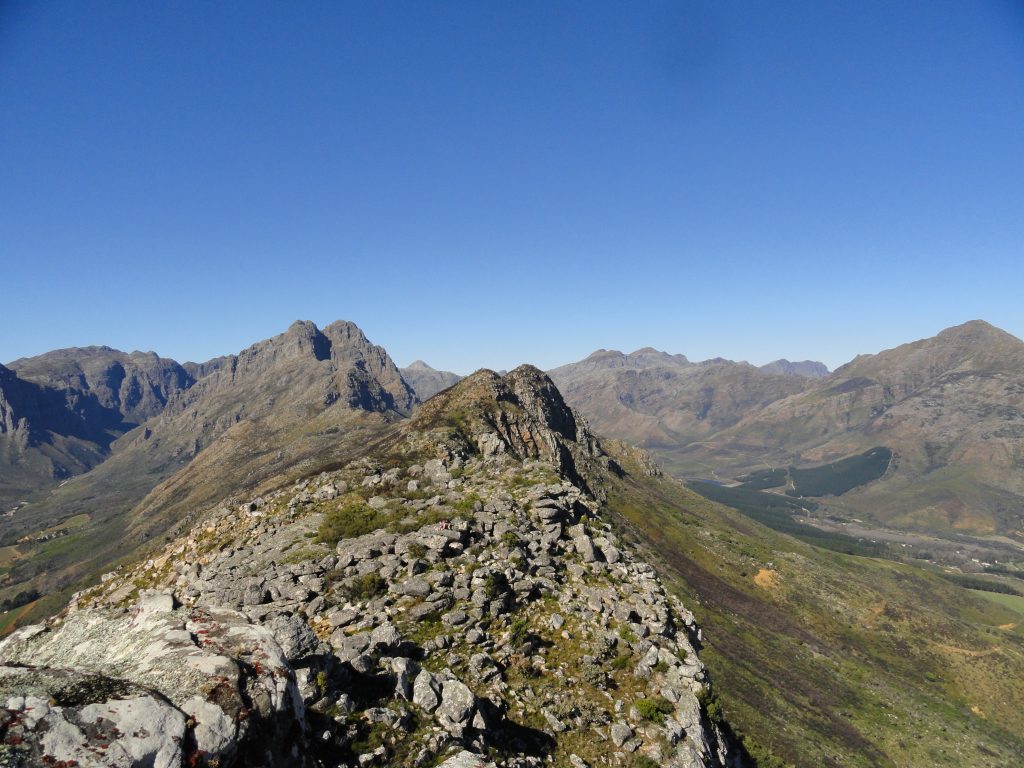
[267,614,320,662]
[437,679,476,726]
[610,721,633,747]
[412,670,442,712]
[371,622,403,652]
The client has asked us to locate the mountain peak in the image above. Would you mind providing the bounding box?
[936,319,1020,345]
[583,349,625,361]
[405,359,435,371]
[627,347,690,365]
[410,364,605,492]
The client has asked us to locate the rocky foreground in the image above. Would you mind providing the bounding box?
[0,367,737,768]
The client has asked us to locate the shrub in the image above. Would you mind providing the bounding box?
[635,696,674,724]
[406,542,427,559]
[508,617,530,647]
[454,492,482,513]
[696,687,724,725]
[318,502,386,545]
[340,573,387,602]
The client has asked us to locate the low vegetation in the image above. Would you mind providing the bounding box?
[786,447,892,497]
[609,444,1024,768]
[687,482,887,558]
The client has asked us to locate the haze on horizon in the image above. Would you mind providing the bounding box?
[2,1,1022,374]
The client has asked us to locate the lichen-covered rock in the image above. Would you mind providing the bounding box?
[0,601,311,767]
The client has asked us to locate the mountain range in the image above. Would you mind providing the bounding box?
[549,320,1024,536]
[2,319,1024,768]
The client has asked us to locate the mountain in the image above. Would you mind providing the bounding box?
[0,366,737,768]
[603,444,1024,768]
[548,348,811,475]
[0,320,416,610]
[3,330,1023,767]
[758,359,829,378]
[684,320,1024,533]
[400,360,462,401]
[0,349,197,512]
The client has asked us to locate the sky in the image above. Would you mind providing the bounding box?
[1,1,1022,374]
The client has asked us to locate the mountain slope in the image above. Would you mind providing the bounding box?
[0,349,195,509]
[548,349,811,475]
[685,321,1024,533]
[401,360,462,401]
[0,320,416,614]
[602,443,1024,768]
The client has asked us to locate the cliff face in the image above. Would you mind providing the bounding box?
[0,368,736,768]
[9,346,195,427]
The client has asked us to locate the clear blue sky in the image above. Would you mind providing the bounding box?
[2,1,1022,373]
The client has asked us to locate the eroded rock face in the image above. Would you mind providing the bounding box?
[0,602,310,768]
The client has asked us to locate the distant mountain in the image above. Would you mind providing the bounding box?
[548,348,811,474]
[759,359,829,378]
[0,348,198,510]
[400,360,462,401]
[686,320,1024,533]
[1,320,415,598]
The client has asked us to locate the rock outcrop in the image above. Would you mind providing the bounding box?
[0,368,737,767]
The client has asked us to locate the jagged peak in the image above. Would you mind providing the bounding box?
[408,365,606,491]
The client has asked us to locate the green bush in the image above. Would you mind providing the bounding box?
[454,492,482,513]
[508,617,530,647]
[406,542,428,559]
[635,696,674,724]
[340,573,387,602]
[318,502,386,545]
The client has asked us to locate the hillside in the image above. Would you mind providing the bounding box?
[602,445,1024,767]
[680,321,1024,534]
[0,320,417,619]
[0,366,736,768]
[548,349,811,475]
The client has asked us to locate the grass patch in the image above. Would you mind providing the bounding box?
[318,501,387,545]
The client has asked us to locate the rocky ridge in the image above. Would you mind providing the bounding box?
[0,367,735,768]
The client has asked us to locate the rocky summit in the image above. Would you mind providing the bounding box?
[0,366,736,768]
